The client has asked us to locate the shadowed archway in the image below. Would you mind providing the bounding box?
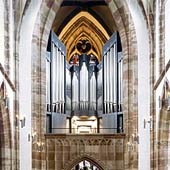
[63,154,106,170]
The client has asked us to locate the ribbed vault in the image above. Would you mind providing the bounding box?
[58,11,109,61]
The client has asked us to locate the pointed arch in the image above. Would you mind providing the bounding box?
[22,0,144,169]
[63,153,107,170]
[58,11,109,61]
[158,79,170,169]
[0,81,12,169]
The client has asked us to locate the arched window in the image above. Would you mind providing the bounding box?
[72,160,100,170]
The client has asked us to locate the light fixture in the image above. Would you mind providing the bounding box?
[132,133,139,144]
[4,96,9,108]
[144,116,152,129]
[20,115,26,128]
[36,142,44,152]
[15,115,19,127]
[127,142,134,152]
[165,91,170,110]
[16,115,26,128]
[32,131,37,143]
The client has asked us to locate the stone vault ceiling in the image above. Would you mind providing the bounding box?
[52,0,117,61]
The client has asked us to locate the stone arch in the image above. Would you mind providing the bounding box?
[63,153,107,170]
[20,0,147,169]
[0,81,12,169]
[158,79,170,169]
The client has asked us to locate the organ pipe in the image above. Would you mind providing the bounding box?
[61,53,65,113]
[120,59,123,106]
[69,54,99,114]
[90,72,96,110]
[59,51,62,112]
[103,43,118,114]
[72,71,79,110]
[110,47,114,113]
[113,44,117,110]
[57,48,61,112]
[85,63,89,110]
[104,54,107,114]
[52,43,56,106]
[55,47,59,106]
[80,62,88,110]
[58,50,61,109]
[46,58,50,110]
[51,43,65,114]
[119,57,123,111]
[106,51,110,113]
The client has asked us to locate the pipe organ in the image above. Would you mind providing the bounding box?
[69,54,97,114]
[46,31,123,133]
[79,57,89,111]
[103,45,117,113]
[51,33,66,114]
[102,33,122,114]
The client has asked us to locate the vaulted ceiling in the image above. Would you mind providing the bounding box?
[52,0,117,61]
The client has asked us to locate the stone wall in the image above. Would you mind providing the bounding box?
[0,0,165,169]
[45,134,125,170]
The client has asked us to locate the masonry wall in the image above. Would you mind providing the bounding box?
[45,134,125,170]
[1,0,168,170]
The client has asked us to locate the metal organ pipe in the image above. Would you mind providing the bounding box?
[80,62,88,110]
[80,63,83,109]
[85,63,89,110]
[113,44,116,111]
[58,50,62,113]
[55,47,59,112]
[72,71,79,110]
[110,47,114,113]
[106,51,110,113]
[119,57,122,111]
[103,44,117,114]
[52,44,65,114]
[52,44,56,111]
[46,59,50,111]
[121,59,123,109]
[70,54,98,113]
[61,53,65,113]
[104,55,107,114]
[90,72,96,110]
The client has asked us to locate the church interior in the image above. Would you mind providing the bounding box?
[0,0,170,170]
